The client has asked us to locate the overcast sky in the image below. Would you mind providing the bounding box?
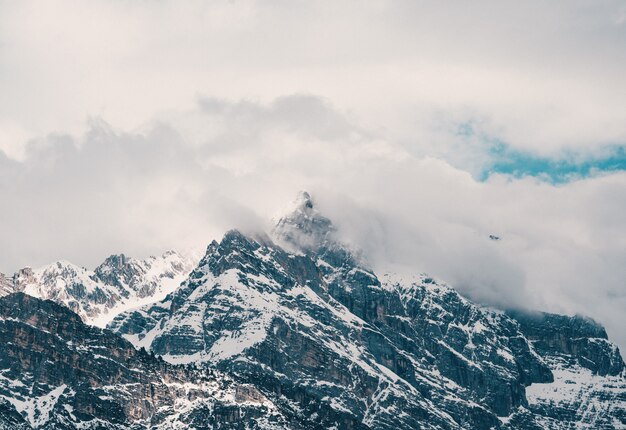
[1,1,626,350]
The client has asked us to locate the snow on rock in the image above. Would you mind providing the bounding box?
[110,195,559,428]
[2,385,67,428]
[0,292,288,429]
[1,250,197,327]
[271,190,335,253]
[524,356,626,428]
[1,191,624,429]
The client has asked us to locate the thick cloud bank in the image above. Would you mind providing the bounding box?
[1,1,626,159]
[1,1,625,351]
[1,96,625,353]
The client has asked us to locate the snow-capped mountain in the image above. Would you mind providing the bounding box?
[0,192,623,429]
[0,274,12,296]
[0,293,285,429]
[1,250,197,326]
[107,192,625,429]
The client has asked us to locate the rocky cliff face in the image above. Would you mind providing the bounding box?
[0,293,287,429]
[505,310,626,429]
[0,274,13,297]
[508,310,624,376]
[1,250,196,326]
[107,193,626,429]
[1,193,624,429]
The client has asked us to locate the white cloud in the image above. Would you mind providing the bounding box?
[0,1,625,351]
[1,1,626,156]
[1,95,625,353]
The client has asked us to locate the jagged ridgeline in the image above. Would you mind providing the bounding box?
[0,192,624,429]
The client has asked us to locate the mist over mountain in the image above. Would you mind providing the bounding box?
[0,192,623,429]
[1,1,625,428]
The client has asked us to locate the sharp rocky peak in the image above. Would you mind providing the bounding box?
[271,191,335,253]
[0,191,624,429]
[97,253,131,269]
[0,273,13,296]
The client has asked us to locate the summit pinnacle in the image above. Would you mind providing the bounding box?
[271,191,334,252]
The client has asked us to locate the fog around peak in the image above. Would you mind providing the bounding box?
[1,1,625,352]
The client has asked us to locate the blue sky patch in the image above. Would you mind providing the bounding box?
[453,122,626,183]
[481,143,626,183]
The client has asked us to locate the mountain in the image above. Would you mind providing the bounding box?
[108,192,626,429]
[0,292,286,429]
[1,250,196,326]
[0,192,623,429]
[508,311,626,428]
[0,274,12,296]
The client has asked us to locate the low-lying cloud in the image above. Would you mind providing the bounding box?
[1,95,625,354]
[1,0,625,353]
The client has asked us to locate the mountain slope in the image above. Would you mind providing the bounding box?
[1,250,196,326]
[0,293,287,429]
[1,192,623,429]
[506,311,626,428]
[108,193,626,429]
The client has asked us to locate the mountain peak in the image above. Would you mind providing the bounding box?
[0,272,13,296]
[271,191,334,253]
[294,190,314,209]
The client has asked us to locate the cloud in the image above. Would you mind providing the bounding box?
[1,94,626,354]
[1,1,626,158]
[0,1,625,352]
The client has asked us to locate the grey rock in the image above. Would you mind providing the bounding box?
[0,251,196,325]
[2,192,624,429]
[509,310,625,376]
[112,195,594,429]
[0,293,289,429]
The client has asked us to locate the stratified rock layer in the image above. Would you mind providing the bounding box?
[0,293,286,429]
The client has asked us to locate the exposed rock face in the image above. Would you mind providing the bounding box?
[520,356,626,429]
[108,194,625,429]
[0,274,13,296]
[13,262,121,320]
[1,250,196,326]
[93,250,193,299]
[506,310,626,428]
[1,193,624,429]
[0,293,286,429]
[508,310,624,376]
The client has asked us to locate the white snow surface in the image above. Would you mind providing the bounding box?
[526,357,626,428]
[2,384,67,428]
[3,250,197,327]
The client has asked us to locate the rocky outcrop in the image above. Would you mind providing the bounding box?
[509,310,625,376]
[0,274,12,297]
[0,398,30,430]
[504,310,626,428]
[2,192,624,429]
[0,293,287,429]
[0,250,196,326]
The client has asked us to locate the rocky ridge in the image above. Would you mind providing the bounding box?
[0,292,286,429]
[108,192,626,429]
[0,250,196,326]
[0,192,623,429]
